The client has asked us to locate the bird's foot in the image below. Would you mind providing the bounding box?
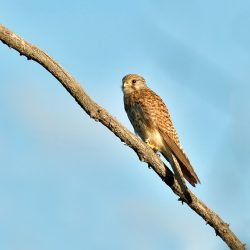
[145,138,159,152]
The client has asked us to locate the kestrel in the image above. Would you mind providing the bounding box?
[122,74,200,187]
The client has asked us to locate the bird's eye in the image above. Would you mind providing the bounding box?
[132,79,136,84]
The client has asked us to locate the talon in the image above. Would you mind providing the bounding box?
[145,138,159,152]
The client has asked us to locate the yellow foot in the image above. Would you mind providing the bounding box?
[145,139,159,152]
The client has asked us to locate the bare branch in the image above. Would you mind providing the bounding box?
[0,24,245,250]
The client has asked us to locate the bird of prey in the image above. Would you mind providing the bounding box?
[122,74,200,188]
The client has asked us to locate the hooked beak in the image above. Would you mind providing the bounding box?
[122,81,131,91]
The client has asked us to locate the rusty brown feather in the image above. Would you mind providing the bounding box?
[122,74,200,186]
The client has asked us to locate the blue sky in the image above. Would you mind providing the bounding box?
[1,1,250,249]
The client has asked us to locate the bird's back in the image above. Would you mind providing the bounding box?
[124,88,180,146]
[124,87,200,186]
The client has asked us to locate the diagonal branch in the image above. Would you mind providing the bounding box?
[0,24,245,250]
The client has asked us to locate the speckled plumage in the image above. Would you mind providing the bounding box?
[122,74,200,186]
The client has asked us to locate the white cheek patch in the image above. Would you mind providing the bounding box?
[134,84,139,90]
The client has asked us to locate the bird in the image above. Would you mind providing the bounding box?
[122,74,200,188]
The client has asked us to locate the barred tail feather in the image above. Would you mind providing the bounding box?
[160,131,200,187]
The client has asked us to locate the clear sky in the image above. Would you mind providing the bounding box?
[1,1,250,249]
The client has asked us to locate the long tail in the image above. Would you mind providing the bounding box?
[160,132,200,187]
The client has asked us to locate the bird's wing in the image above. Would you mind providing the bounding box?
[125,88,200,186]
[139,88,200,186]
[158,128,200,186]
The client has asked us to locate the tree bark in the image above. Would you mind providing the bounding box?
[0,24,245,250]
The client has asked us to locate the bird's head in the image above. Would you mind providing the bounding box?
[122,74,147,94]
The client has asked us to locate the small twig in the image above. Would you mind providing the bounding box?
[0,24,245,250]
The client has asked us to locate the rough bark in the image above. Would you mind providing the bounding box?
[0,24,245,250]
